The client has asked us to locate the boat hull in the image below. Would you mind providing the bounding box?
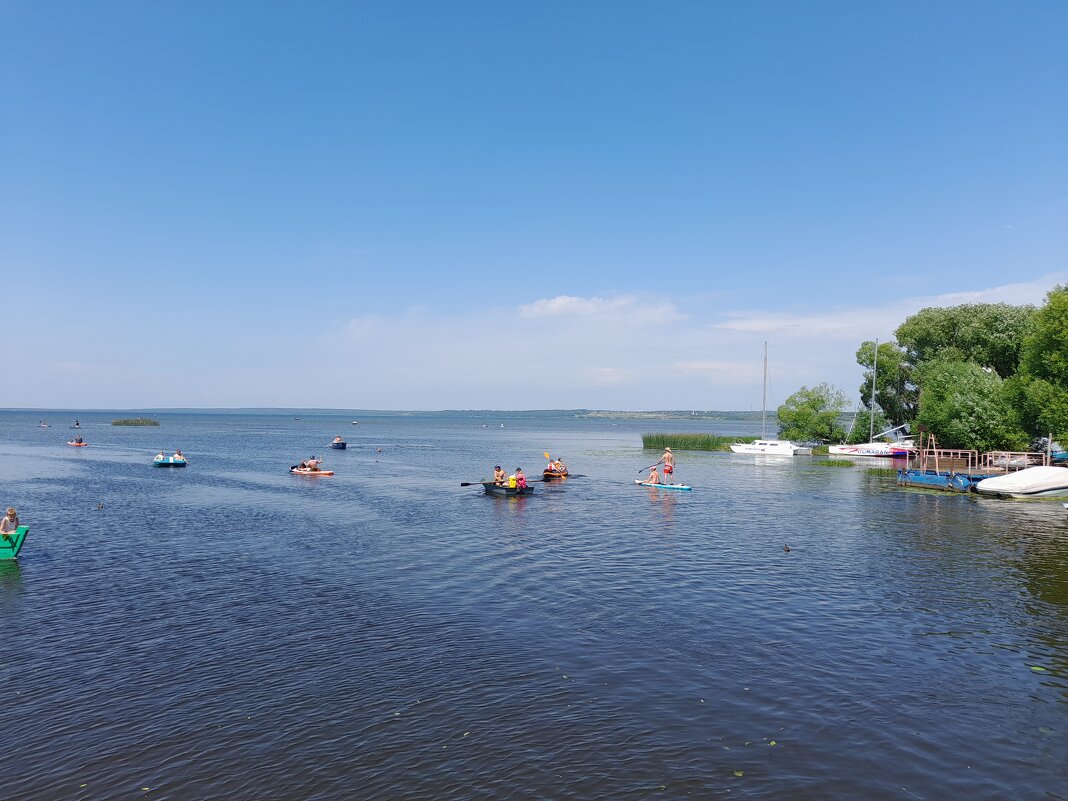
[154,458,187,467]
[828,443,912,457]
[330,442,347,449]
[730,440,812,456]
[543,470,568,480]
[0,526,28,560]
[635,480,692,491]
[975,466,1068,498]
[67,441,87,447]
[290,468,334,476]
[481,482,533,496]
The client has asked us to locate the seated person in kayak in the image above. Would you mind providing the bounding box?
[493,465,507,485]
[154,450,165,461]
[1,507,19,540]
[332,436,344,443]
[74,436,84,444]
[645,467,661,484]
[551,458,566,473]
[305,456,321,471]
[173,449,185,460]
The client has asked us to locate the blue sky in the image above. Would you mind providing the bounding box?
[2,1,1066,410]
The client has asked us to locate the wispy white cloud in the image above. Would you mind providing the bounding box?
[519,294,680,326]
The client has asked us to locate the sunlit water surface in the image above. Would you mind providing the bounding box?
[1,411,1066,800]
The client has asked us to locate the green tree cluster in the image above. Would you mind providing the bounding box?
[847,287,1068,451]
[777,383,848,443]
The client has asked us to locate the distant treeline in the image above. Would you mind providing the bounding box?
[112,418,160,426]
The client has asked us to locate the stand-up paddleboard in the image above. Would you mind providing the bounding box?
[634,480,692,491]
[290,467,334,476]
[67,441,88,447]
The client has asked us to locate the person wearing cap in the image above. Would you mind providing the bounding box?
[493,465,507,485]
[656,448,675,478]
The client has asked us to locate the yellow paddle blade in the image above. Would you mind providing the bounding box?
[543,452,551,459]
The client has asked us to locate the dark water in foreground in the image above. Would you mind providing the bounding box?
[1,410,1066,801]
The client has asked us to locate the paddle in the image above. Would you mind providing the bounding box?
[460,481,487,487]
[638,463,660,474]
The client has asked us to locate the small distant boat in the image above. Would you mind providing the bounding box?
[153,456,187,467]
[543,470,569,480]
[67,441,88,447]
[634,480,692,491]
[351,421,359,425]
[975,466,1068,498]
[482,482,531,495]
[290,467,334,476]
[0,526,29,560]
[330,440,347,449]
[37,423,50,428]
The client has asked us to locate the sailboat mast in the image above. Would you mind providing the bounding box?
[761,340,768,439]
[869,338,879,442]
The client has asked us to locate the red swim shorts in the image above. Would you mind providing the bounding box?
[664,464,674,474]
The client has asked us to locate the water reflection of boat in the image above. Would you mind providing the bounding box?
[0,526,29,560]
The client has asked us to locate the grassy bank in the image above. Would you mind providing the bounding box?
[112,418,160,426]
[641,433,743,451]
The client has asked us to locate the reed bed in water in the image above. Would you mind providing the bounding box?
[111,418,160,426]
[641,433,742,451]
[867,467,898,477]
[815,459,854,467]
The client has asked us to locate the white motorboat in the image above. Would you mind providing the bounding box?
[730,342,812,457]
[827,442,909,457]
[975,466,1068,498]
[730,439,813,456]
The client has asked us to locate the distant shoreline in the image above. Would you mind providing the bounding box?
[2,407,769,419]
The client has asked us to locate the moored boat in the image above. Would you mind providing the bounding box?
[330,441,347,449]
[291,467,334,476]
[975,466,1068,498]
[828,441,913,457]
[481,481,533,496]
[634,480,692,491]
[0,526,29,560]
[153,456,187,467]
[730,440,812,456]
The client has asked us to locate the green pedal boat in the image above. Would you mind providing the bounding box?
[0,526,29,560]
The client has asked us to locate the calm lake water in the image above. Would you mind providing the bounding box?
[1,410,1066,800]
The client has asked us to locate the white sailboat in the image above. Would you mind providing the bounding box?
[828,338,915,457]
[730,342,812,456]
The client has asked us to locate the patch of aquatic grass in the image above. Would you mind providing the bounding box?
[815,459,853,467]
[641,433,742,451]
[811,445,829,455]
[112,418,160,426]
[867,467,898,477]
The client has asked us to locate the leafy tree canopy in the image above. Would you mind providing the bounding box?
[777,383,848,443]
[1019,285,1068,385]
[916,360,1028,451]
[895,303,1035,379]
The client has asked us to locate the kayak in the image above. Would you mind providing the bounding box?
[0,526,29,560]
[67,441,88,447]
[543,470,569,480]
[330,441,347,449]
[291,467,334,476]
[482,482,534,495]
[635,480,692,491]
[154,457,187,467]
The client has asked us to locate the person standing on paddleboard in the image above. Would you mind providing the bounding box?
[655,448,675,480]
